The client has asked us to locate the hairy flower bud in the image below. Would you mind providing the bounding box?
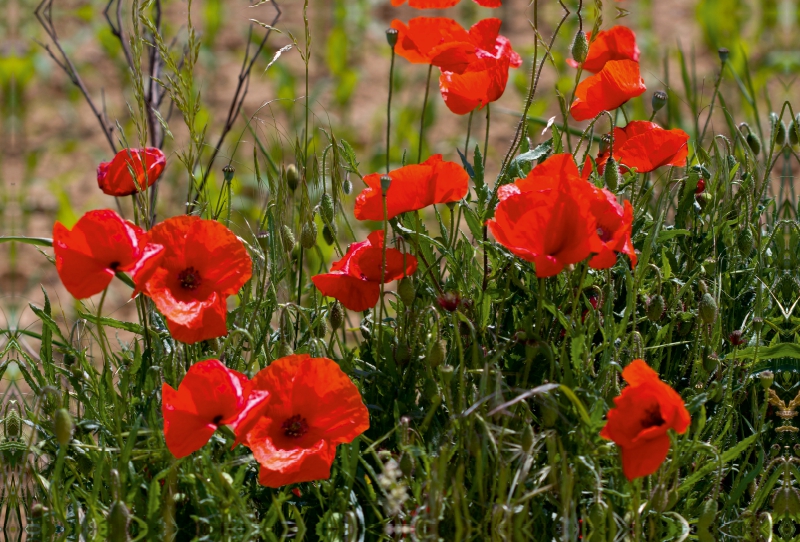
[108,501,130,542]
[790,115,800,147]
[54,408,74,446]
[604,157,620,192]
[746,132,762,155]
[652,90,668,113]
[322,224,336,246]
[320,193,335,224]
[397,277,415,306]
[699,293,718,324]
[280,225,295,252]
[647,294,665,322]
[737,227,754,256]
[571,30,589,63]
[427,340,446,368]
[300,221,317,249]
[329,301,344,331]
[342,177,353,195]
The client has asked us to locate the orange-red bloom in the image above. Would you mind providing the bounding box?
[238,354,369,488]
[588,189,636,269]
[592,121,690,174]
[391,0,501,7]
[312,231,417,312]
[162,359,270,459]
[355,155,469,221]
[97,147,166,197]
[570,60,646,122]
[566,26,640,73]
[391,18,471,65]
[134,216,253,344]
[600,359,690,481]
[53,209,164,299]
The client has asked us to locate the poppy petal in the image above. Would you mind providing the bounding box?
[391,18,470,65]
[311,273,381,312]
[162,383,217,459]
[619,433,671,481]
[184,219,253,295]
[570,60,646,122]
[567,26,640,73]
[97,148,166,197]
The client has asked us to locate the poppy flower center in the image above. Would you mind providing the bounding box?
[282,415,309,438]
[597,227,613,243]
[641,406,665,429]
[212,415,223,425]
[178,267,202,290]
[109,261,121,271]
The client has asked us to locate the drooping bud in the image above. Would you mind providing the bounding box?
[571,30,589,64]
[397,277,415,306]
[300,221,317,249]
[285,164,300,192]
[329,301,344,331]
[737,227,754,256]
[718,48,729,63]
[699,293,718,324]
[222,164,235,182]
[386,28,399,49]
[427,340,446,368]
[380,175,392,196]
[746,132,762,155]
[342,177,353,195]
[108,500,131,542]
[6,408,20,438]
[277,341,293,358]
[652,90,668,113]
[604,157,620,192]
[647,294,665,322]
[774,119,787,148]
[399,453,414,477]
[54,408,74,446]
[280,225,295,252]
[320,193,335,224]
[322,224,336,246]
[760,370,774,390]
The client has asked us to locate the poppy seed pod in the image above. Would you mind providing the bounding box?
[222,164,235,182]
[107,501,130,542]
[699,293,718,324]
[329,301,344,331]
[386,28,399,49]
[380,175,392,196]
[397,277,415,306]
[320,193,335,224]
[54,408,74,446]
[285,164,300,192]
[300,221,317,249]
[571,30,589,63]
[604,157,620,191]
[745,132,762,155]
[760,370,774,390]
[652,90,668,112]
[718,48,729,63]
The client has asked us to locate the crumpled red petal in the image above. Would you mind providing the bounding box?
[570,60,646,122]
[97,147,166,197]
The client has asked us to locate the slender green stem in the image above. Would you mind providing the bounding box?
[377,193,389,357]
[418,64,433,163]
[483,104,491,161]
[699,59,727,143]
[387,48,396,173]
[294,245,305,347]
[464,110,474,157]
[96,287,111,364]
[632,478,642,542]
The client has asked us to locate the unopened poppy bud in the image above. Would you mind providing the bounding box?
[427,339,446,368]
[399,453,414,477]
[726,154,738,170]
[6,409,20,438]
[285,164,300,192]
[718,47,729,63]
[360,316,371,340]
[329,301,344,331]
[280,225,295,251]
[300,221,317,249]
[54,408,74,446]
[697,499,718,532]
[604,157,620,192]
[699,293,718,324]
[342,177,353,195]
[737,227,754,256]
[652,90,668,113]
[647,294,665,321]
[320,193,335,224]
[571,30,589,63]
[222,164,235,182]
[746,132,762,155]
[322,224,336,246]
[386,28,399,49]
[650,485,670,513]
[774,120,787,148]
[790,115,800,146]
[397,277,415,306]
[314,316,328,338]
[760,370,774,390]
[277,341,293,358]
[588,501,608,534]
[521,424,535,452]
[541,399,558,428]
[380,175,392,196]
[108,500,130,542]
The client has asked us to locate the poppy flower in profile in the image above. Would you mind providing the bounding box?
[97,148,166,197]
[566,26,640,73]
[390,18,471,65]
[488,162,603,277]
[311,231,417,312]
[354,155,469,221]
[593,121,690,174]
[53,209,164,299]
[570,60,646,122]
[588,189,636,269]
[600,359,690,481]
[134,216,253,344]
[437,56,512,115]
[162,359,270,459]
[390,0,501,8]
[239,354,370,488]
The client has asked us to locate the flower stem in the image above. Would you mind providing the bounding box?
[386,47,396,174]
[377,193,389,357]
[464,110,474,158]
[418,64,433,163]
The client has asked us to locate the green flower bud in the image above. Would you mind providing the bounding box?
[329,301,344,331]
[790,115,800,147]
[760,370,774,390]
[588,501,608,537]
[322,224,336,246]
[300,221,317,249]
[647,294,665,322]
[320,193,335,224]
[521,424,535,452]
[699,293,718,324]
[54,408,74,446]
[541,398,558,428]
[397,277,415,306]
[697,499,718,532]
[108,501,130,542]
[285,164,300,192]
[6,408,20,438]
[571,30,589,63]
[427,340,446,368]
[737,227,754,256]
[280,225,295,252]
[314,316,328,338]
[604,157,620,191]
[652,90,668,113]
[726,154,738,170]
[650,485,670,513]
[342,177,353,195]
[746,132,762,155]
[277,341,293,358]
[630,332,644,360]
[399,453,414,477]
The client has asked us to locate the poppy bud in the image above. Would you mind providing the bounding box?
[329,301,344,331]
[322,224,336,246]
[650,484,670,513]
[760,370,774,390]
[571,30,589,64]
[320,193,335,224]
[423,378,438,400]
[699,293,718,324]
[54,408,74,446]
[386,28,399,49]
[718,48,729,63]
[342,177,353,195]
[666,487,679,511]
[726,154,738,170]
[360,316,371,340]
[399,453,414,477]
[380,175,392,196]
[588,501,608,536]
[604,157,620,192]
[630,332,644,360]
[745,132,762,155]
[737,227,754,256]
[108,500,130,542]
[541,398,558,428]
[285,164,300,192]
[314,316,328,338]
[707,381,723,402]
[280,225,295,252]
[222,164,235,182]
[277,341,293,358]
[790,115,800,147]
[774,119,787,149]
[300,221,317,249]
[427,339,446,368]
[6,409,20,438]
[697,499,718,532]
[647,294,665,322]
[397,277,415,306]
[521,424,535,452]
[652,90,668,113]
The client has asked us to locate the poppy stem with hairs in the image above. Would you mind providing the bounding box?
[483,104,491,163]
[376,183,390,357]
[418,65,433,163]
[699,53,728,144]
[95,286,111,364]
[464,110,474,159]
[295,245,304,347]
[386,32,397,174]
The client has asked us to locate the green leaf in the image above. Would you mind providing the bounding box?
[679,431,760,495]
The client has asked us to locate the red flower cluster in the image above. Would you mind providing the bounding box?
[488,154,636,277]
[589,121,690,174]
[391,16,519,114]
[97,147,166,197]
[312,231,418,312]
[162,355,369,488]
[566,26,640,73]
[600,359,690,480]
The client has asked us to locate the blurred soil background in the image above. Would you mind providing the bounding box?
[1,0,798,383]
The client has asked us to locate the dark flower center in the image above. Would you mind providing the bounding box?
[212,415,223,425]
[282,415,309,438]
[641,406,665,429]
[597,227,613,243]
[109,261,120,271]
[178,267,202,290]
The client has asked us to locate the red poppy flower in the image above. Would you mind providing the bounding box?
[592,121,690,174]
[588,189,636,269]
[570,60,646,122]
[162,359,270,459]
[133,216,253,344]
[355,155,469,221]
[239,354,369,488]
[391,0,501,8]
[488,159,603,277]
[497,153,581,201]
[390,18,471,65]
[97,148,166,197]
[53,209,164,299]
[437,55,511,115]
[600,359,690,481]
[311,231,417,312]
[566,26,640,73]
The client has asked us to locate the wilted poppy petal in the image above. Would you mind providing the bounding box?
[567,26,640,73]
[570,60,646,122]
[97,147,166,197]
